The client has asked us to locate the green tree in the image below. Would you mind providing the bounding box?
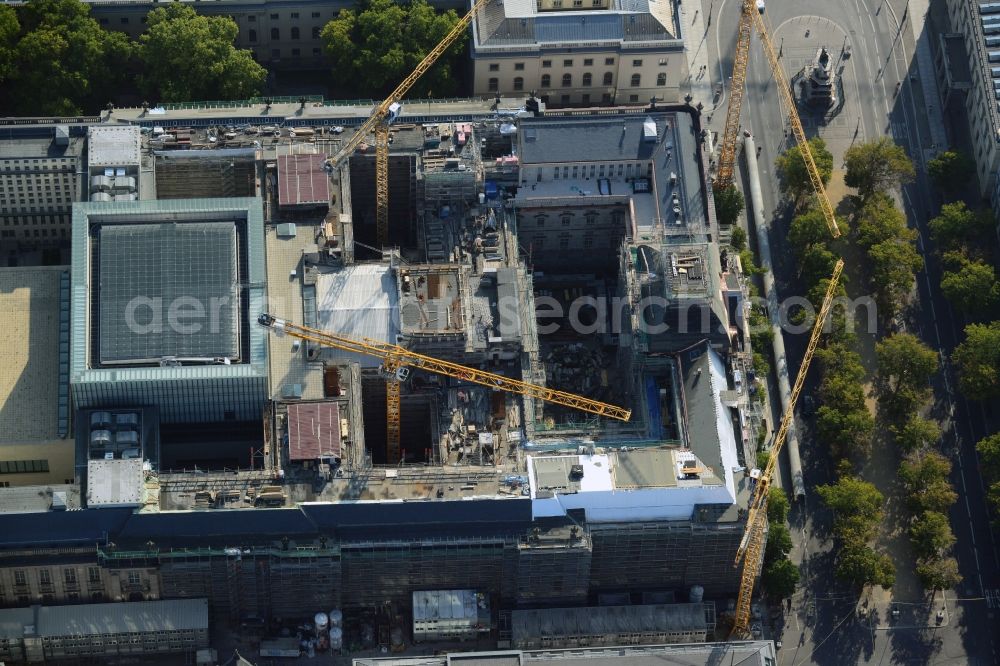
[916,556,962,590]
[776,137,834,199]
[928,202,995,256]
[765,522,793,564]
[940,256,998,315]
[788,207,831,258]
[816,406,876,459]
[844,137,915,198]
[835,543,896,589]
[5,0,132,115]
[0,5,18,84]
[909,511,956,559]
[977,433,1000,480]
[322,0,464,97]
[927,150,975,199]
[767,486,790,523]
[900,451,958,514]
[138,5,265,102]
[800,243,840,288]
[855,191,908,250]
[876,333,938,394]
[952,321,1000,400]
[762,558,800,599]
[715,185,745,228]
[868,235,923,311]
[729,225,748,251]
[818,476,884,533]
[891,415,939,452]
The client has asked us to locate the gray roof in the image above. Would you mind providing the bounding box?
[518,116,662,165]
[512,603,712,641]
[681,343,738,496]
[355,643,777,666]
[87,126,141,167]
[0,599,208,639]
[315,264,400,368]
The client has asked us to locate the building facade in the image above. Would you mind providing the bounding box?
[0,126,85,248]
[471,0,686,106]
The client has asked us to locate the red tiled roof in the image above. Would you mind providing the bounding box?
[287,402,341,461]
[277,154,331,207]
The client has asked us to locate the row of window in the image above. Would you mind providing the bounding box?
[488,72,664,91]
[100,11,326,26]
[247,25,322,41]
[530,233,611,250]
[491,57,664,71]
[0,228,65,239]
[0,459,49,475]
[260,47,323,59]
[12,568,119,587]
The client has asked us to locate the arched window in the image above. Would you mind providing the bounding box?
[541,74,551,88]
[248,29,257,42]
[656,72,666,86]
[562,73,572,87]
[271,27,279,39]
[488,77,499,92]
[630,74,641,87]
[514,77,524,91]
[291,27,300,39]
[582,72,592,86]
[603,72,613,86]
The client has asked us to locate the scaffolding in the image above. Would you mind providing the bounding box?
[153,154,256,200]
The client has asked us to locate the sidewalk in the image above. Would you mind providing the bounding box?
[681,2,716,114]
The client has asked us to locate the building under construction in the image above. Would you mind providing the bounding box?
[0,98,764,648]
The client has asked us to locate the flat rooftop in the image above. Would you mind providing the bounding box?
[88,125,141,167]
[94,221,240,365]
[278,153,331,207]
[353,642,778,666]
[0,267,65,443]
[87,458,143,507]
[315,263,400,367]
[511,603,714,641]
[0,599,208,639]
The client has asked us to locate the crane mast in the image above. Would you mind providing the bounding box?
[715,0,841,239]
[715,0,850,638]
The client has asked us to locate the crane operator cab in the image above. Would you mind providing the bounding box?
[756,0,765,12]
[387,102,403,124]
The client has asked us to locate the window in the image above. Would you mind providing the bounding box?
[560,213,573,225]
[603,72,613,85]
[656,72,666,86]
[573,0,583,5]
[64,569,76,584]
[128,572,141,586]
[559,233,571,249]
[582,94,590,104]
[14,570,26,586]
[658,57,667,66]
[582,72,592,86]
[248,29,257,42]
[39,570,51,585]
[561,94,570,104]
[542,60,552,68]
[629,94,639,102]
[488,77,499,92]
[120,17,129,24]
[248,15,256,22]
[489,63,500,72]
[291,12,299,18]
[605,57,615,65]
[291,27,300,39]
[312,26,321,39]
[562,73,572,86]
[563,59,573,67]
[630,74,640,86]
[553,0,562,6]
[0,459,49,474]
[271,27,279,39]
[270,13,279,19]
[292,48,300,56]
[88,568,102,584]
[313,47,321,56]
[584,58,593,66]
[514,77,524,91]
[632,59,643,67]
[515,62,525,70]
[541,74,551,87]
[584,234,594,248]
[99,18,108,25]
[312,11,321,18]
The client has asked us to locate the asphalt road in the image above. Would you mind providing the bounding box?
[698,0,1000,663]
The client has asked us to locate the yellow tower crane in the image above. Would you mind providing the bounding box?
[323,0,496,247]
[258,314,632,463]
[714,0,850,637]
[714,0,841,239]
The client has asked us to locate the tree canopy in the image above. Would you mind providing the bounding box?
[855,192,908,250]
[322,0,464,97]
[909,511,956,559]
[867,235,922,311]
[715,184,745,228]
[928,202,995,257]
[940,256,998,315]
[952,321,1000,400]
[916,556,962,590]
[2,0,132,115]
[900,451,958,514]
[767,486,790,523]
[776,137,834,200]
[927,150,974,199]
[788,206,831,258]
[762,558,800,599]
[138,5,265,102]
[844,137,915,198]
[875,333,938,394]
[891,415,939,452]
